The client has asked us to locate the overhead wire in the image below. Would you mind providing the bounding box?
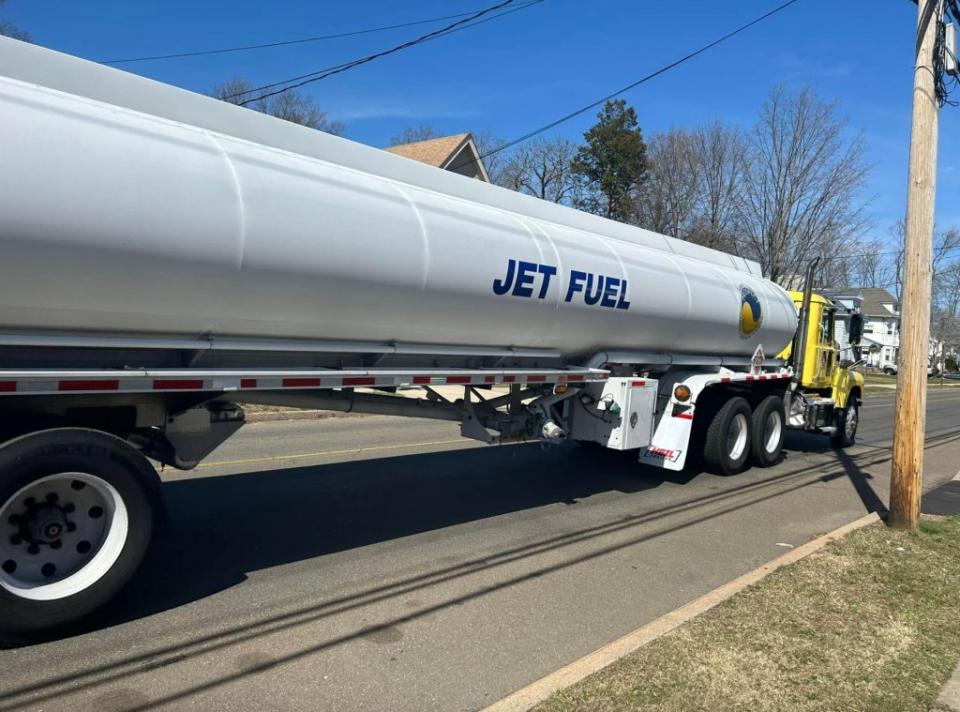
[230,0,546,105]
[447,0,802,173]
[100,6,512,64]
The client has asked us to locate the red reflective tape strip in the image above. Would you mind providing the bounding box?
[745,376,755,381]
[59,379,120,392]
[631,380,646,387]
[0,381,16,392]
[240,378,257,389]
[720,377,732,383]
[282,378,321,388]
[412,376,432,385]
[342,377,376,387]
[502,376,516,383]
[445,376,472,385]
[526,375,546,383]
[674,412,695,420]
[484,375,497,383]
[566,374,585,382]
[154,379,204,390]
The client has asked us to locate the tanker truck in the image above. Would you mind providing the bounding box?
[0,37,863,641]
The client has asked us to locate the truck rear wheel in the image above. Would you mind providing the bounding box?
[0,428,161,645]
[703,396,752,475]
[751,395,785,467]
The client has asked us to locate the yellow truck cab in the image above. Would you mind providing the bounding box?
[778,290,865,446]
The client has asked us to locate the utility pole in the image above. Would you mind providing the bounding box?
[889,0,942,529]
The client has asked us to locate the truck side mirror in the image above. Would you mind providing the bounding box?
[849,313,863,345]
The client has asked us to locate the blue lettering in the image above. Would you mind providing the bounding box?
[537,264,557,299]
[584,274,603,306]
[616,279,631,310]
[512,260,538,297]
[493,259,516,296]
[601,277,619,308]
[565,271,588,302]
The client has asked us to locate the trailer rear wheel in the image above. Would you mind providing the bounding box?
[0,429,160,645]
[751,395,785,467]
[702,397,752,475]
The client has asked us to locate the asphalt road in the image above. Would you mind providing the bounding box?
[3,391,960,712]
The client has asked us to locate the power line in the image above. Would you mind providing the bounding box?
[221,1,540,101]
[233,0,544,105]
[450,0,802,172]
[100,6,505,65]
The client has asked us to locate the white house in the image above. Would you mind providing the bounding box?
[821,287,944,372]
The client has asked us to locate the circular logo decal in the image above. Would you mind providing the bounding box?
[740,287,763,338]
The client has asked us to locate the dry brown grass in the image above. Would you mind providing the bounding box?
[537,516,960,712]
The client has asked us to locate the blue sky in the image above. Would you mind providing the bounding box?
[3,0,958,244]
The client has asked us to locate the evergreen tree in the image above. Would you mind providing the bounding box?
[571,99,649,222]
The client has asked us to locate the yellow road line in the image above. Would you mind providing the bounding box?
[198,438,470,469]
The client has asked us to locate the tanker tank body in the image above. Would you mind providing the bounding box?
[0,36,797,372]
[0,37,817,644]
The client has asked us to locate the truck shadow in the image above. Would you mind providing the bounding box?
[112,442,692,623]
[98,423,933,633]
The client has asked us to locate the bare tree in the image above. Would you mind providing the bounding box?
[637,129,700,238]
[500,137,578,203]
[389,123,440,146]
[737,86,869,285]
[0,0,30,41]
[472,131,511,187]
[891,221,960,299]
[686,122,747,252]
[848,238,894,289]
[211,79,344,135]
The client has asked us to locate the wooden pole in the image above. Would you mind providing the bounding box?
[889,0,941,529]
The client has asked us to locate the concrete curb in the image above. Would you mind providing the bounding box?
[482,511,882,712]
[936,667,960,712]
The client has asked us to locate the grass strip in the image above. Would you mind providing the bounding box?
[538,516,960,712]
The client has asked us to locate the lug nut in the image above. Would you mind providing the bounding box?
[9,535,22,546]
[66,522,77,533]
[46,492,59,503]
[27,544,39,555]
[50,540,62,550]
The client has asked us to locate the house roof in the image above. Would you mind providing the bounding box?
[857,288,899,317]
[826,287,899,318]
[385,133,472,168]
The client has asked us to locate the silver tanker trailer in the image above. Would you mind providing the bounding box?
[0,37,864,642]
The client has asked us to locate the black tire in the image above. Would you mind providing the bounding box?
[750,395,786,467]
[831,401,859,448]
[0,428,161,645]
[702,396,753,475]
